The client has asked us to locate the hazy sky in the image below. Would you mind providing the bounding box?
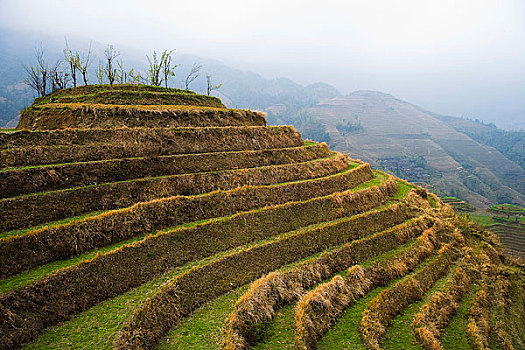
[1,0,524,128]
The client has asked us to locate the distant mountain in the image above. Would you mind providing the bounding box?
[305,91,525,207]
[435,115,525,170]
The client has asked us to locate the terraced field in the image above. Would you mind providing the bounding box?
[0,85,523,350]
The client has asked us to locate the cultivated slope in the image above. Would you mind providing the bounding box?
[308,90,525,208]
[0,85,522,350]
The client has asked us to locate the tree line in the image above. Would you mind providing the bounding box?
[24,41,221,97]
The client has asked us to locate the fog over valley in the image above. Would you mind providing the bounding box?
[1,0,524,129]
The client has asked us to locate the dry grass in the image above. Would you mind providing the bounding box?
[1,144,330,198]
[411,250,478,350]
[1,126,303,167]
[292,216,446,350]
[360,233,462,350]
[114,203,412,350]
[18,103,265,130]
[294,266,372,350]
[221,208,434,350]
[0,153,349,232]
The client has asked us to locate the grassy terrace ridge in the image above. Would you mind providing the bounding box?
[0,141,323,172]
[0,125,300,149]
[0,171,389,296]
[33,83,194,98]
[0,163,372,278]
[6,199,409,349]
[0,152,350,232]
[0,143,330,198]
[381,266,454,349]
[0,126,304,168]
[114,203,412,348]
[317,248,446,350]
[28,102,237,112]
[29,83,224,106]
[159,237,400,350]
[3,151,343,201]
[0,162,364,239]
[185,212,431,350]
[18,103,266,130]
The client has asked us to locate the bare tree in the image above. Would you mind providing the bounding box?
[185,62,203,90]
[117,59,126,84]
[206,73,222,96]
[104,45,120,87]
[77,41,94,85]
[160,50,179,88]
[147,50,162,86]
[24,44,49,97]
[49,60,70,92]
[96,60,105,84]
[64,39,80,87]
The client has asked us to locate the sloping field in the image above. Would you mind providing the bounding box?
[0,85,522,350]
[308,90,525,208]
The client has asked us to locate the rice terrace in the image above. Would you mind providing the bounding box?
[0,84,523,350]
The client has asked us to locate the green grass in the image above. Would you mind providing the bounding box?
[0,128,17,133]
[1,161,360,238]
[440,285,480,350]
[489,203,525,214]
[23,262,203,350]
[16,167,392,349]
[243,222,422,348]
[382,266,455,349]
[303,140,318,146]
[251,303,297,350]
[148,198,415,349]
[0,235,144,295]
[25,201,398,350]
[317,286,386,349]
[318,247,444,349]
[24,231,282,350]
[157,285,251,350]
[394,181,415,200]
[468,214,525,227]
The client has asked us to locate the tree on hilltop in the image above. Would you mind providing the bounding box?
[161,50,179,88]
[24,44,49,97]
[63,39,80,87]
[77,41,94,85]
[103,45,120,87]
[49,60,70,91]
[185,62,203,90]
[206,73,222,96]
[147,49,179,87]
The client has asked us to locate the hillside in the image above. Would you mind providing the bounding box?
[306,91,525,208]
[0,85,523,350]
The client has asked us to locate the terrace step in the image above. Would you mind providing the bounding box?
[0,126,302,167]
[0,143,330,198]
[114,203,413,349]
[18,103,266,130]
[0,163,374,278]
[0,153,350,231]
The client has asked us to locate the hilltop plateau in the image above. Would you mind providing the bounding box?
[0,85,523,350]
